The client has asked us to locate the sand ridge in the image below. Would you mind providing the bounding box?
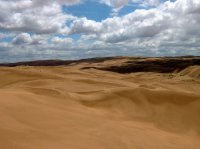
[0,58,200,149]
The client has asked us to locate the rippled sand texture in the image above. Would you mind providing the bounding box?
[0,59,200,149]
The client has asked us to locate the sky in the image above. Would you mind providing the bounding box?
[0,0,200,62]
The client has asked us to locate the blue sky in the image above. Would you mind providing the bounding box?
[0,0,200,62]
[62,0,147,21]
[63,1,111,22]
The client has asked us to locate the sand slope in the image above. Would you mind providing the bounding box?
[0,63,200,149]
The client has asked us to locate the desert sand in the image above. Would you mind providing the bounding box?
[0,57,200,149]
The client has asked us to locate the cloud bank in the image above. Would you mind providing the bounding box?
[0,0,200,62]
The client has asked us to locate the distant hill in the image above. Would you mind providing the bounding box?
[1,56,200,74]
[0,57,121,67]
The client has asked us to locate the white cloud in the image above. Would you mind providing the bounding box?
[12,33,32,45]
[69,0,200,44]
[57,0,80,5]
[69,17,101,34]
[0,0,78,34]
[51,37,73,44]
[12,33,49,45]
[101,0,161,9]
[100,0,130,16]
[101,0,129,8]
[131,0,160,7]
[0,0,200,62]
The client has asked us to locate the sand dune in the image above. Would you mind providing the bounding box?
[0,57,200,149]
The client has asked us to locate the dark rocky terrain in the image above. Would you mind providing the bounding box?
[97,57,200,73]
[1,56,200,74]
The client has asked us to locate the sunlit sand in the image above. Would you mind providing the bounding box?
[0,57,200,149]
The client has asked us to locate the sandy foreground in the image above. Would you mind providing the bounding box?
[0,59,200,149]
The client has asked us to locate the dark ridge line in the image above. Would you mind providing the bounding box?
[1,56,200,74]
[0,57,122,67]
[82,57,200,74]
[1,56,200,67]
